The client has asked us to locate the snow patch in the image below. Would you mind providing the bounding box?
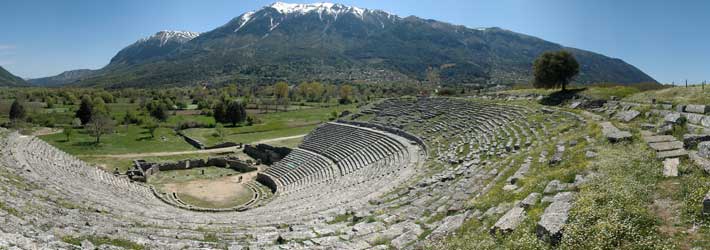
[235,11,255,32]
[140,31,200,47]
[268,2,368,19]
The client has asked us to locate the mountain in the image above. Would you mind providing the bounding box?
[0,66,27,86]
[65,2,654,87]
[29,69,97,86]
[110,30,200,65]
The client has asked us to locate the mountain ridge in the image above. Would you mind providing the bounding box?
[0,66,28,87]
[34,2,656,87]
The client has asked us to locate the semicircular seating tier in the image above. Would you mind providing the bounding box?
[257,122,413,195]
[0,98,584,249]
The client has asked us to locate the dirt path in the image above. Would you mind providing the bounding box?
[32,127,63,136]
[254,134,306,144]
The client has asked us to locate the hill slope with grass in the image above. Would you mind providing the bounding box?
[0,66,27,87]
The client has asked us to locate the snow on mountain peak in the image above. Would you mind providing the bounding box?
[268,2,367,18]
[144,30,200,46]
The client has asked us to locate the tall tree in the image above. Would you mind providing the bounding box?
[533,50,580,90]
[226,100,246,126]
[75,96,94,125]
[213,101,228,124]
[8,99,25,122]
[339,85,353,104]
[274,82,289,100]
[149,101,169,122]
[86,114,115,144]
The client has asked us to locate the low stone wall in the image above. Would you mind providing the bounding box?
[129,156,255,182]
[177,131,205,149]
[244,144,291,165]
[205,142,241,150]
[256,173,279,193]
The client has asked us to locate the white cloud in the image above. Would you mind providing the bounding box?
[0,45,16,50]
[0,60,14,66]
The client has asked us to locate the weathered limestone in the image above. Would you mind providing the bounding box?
[700,142,710,159]
[490,207,526,235]
[428,214,466,240]
[600,122,632,142]
[656,149,689,159]
[519,192,541,209]
[643,135,676,143]
[543,180,575,194]
[665,113,683,124]
[690,151,710,173]
[614,110,640,122]
[648,141,684,152]
[662,158,679,177]
[549,144,566,166]
[685,105,709,114]
[537,192,575,245]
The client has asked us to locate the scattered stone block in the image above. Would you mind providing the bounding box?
[700,142,710,159]
[656,149,688,159]
[427,214,465,240]
[702,117,710,127]
[664,113,683,124]
[585,151,598,158]
[536,192,575,245]
[685,105,709,114]
[600,122,632,143]
[643,135,676,143]
[658,123,674,135]
[662,158,679,177]
[490,207,526,235]
[648,141,684,152]
[690,151,710,173]
[549,144,565,165]
[614,110,640,122]
[704,192,710,215]
[543,180,574,194]
[519,192,541,209]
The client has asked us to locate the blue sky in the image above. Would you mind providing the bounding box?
[0,0,708,84]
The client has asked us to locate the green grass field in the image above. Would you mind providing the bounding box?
[183,104,356,146]
[497,85,642,100]
[40,126,194,155]
[624,85,710,105]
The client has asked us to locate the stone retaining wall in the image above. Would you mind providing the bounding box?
[128,156,256,182]
[177,131,205,149]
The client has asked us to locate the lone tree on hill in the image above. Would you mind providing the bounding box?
[9,99,26,122]
[86,114,115,144]
[533,50,580,91]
